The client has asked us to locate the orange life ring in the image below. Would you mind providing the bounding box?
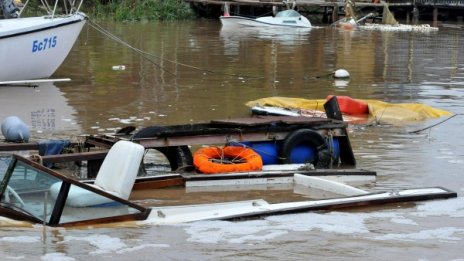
[193,146,263,174]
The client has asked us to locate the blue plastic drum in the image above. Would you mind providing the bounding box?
[249,141,280,165]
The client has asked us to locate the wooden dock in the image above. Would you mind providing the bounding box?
[185,0,464,24]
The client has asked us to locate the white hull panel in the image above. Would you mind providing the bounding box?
[142,187,455,225]
[0,14,86,81]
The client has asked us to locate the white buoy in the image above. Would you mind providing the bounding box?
[333,69,350,78]
[1,116,30,142]
[112,65,126,71]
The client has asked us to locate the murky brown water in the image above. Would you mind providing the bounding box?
[1,19,464,260]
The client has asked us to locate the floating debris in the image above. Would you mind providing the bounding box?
[334,69,350,78]
[112,65,126,71]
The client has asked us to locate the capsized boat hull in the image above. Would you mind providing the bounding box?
[0,13,86,82]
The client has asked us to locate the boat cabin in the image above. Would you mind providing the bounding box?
[0,142,150,227]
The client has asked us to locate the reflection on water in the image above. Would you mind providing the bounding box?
[0,82,80,138]
[1,20,464,260]
[54,21,462,132]
[219,26,313,54]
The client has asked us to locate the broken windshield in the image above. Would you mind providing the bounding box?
[275,10,301,18]
[0,155,149,226]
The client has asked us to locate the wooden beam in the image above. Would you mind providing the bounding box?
[40,151,108,164]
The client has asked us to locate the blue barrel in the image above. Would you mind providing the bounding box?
[240,138,340,165]
[289,144,317,164]
[249,141,280,165]
[1,116,30,142]
[331,138,340,160]
[289,138,340,164]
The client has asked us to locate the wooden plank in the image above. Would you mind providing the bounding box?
[210,116,332,127]
[0,143,39,151]
[40,151,108,164]
[133,177,185,190]
[182,168,376,181]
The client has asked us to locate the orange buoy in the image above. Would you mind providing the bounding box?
[193,146,263,174]
[327,95,369,115]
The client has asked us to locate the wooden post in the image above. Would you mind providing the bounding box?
[406,9,410,24]
[433,7,438,27]
[332,4,338,23]
[322,7,328,23]
[87,158,104,179]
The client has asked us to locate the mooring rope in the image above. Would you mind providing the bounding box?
[86,18,263,79]
[86,18,176,76]
[408,113,459,134]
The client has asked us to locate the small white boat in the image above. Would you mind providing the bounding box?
[220,9,311,29]
[0,141,457,227]
[0,0,86,82]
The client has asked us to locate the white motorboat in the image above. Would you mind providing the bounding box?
[0,140,456,227]
[0,0,86,83]
[220,9,311,29]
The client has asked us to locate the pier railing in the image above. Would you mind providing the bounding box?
[388,0,464,7]
[186,0,464,7]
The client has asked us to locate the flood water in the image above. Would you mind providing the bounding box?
[1,19,464,260]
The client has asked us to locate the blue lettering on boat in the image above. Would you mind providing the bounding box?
[32,36,57,52]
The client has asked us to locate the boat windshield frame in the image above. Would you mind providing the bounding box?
[0,154,150,227]
[275,10,301,18]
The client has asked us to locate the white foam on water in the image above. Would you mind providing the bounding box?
[182,198,464,244]
[115,243,170,254]
[182,219,290,244]
[182,212,394,244]
[119,119,133,124]
[372,227,464,242]
[361,155,380,159]
[2,255,24,260]
[61,235,169,255]
[0,236,40,243]
[63,234,126,254]
[413,197,464,218]
[390,217,418,225]
[41,252,75,261]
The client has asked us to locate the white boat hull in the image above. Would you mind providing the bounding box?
[220,15,311,29]
[0,13,86,81]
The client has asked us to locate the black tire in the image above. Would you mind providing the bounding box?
[143,146,193,172]
[131,126,194,172]
[279,129,331,168]
[131,126,167,139]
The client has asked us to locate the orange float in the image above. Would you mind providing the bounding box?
[327,95,369,115]
[193,146,263,174]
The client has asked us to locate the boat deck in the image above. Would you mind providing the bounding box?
[1,115,357,178]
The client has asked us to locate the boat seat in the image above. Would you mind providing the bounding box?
[49,140,145,207]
